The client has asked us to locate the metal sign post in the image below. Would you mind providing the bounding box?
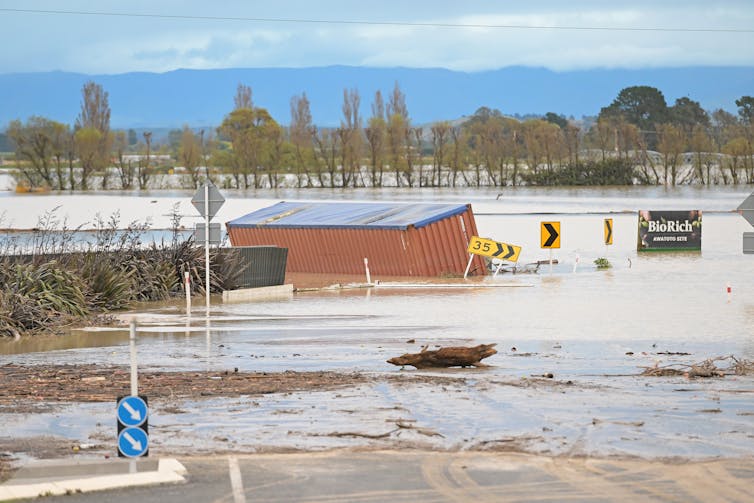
[540,222,561,274]
[191,181,226,318]
[466,236,522,278]
[118,320,149,458]
[130,320,137,396]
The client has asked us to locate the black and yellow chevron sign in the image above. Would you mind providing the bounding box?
[604,218,613,245]
[467,236,522,262]
[540,222,560,249]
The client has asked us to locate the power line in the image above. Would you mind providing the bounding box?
[1,7,752,33]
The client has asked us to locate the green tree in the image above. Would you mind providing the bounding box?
[669,97,710,135]
[736,96,754,124]
[599,86,669,149]
[75,81,112,190]
[218,106,282,189]
[544,112,568,130]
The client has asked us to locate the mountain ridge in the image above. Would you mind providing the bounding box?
[2,65,752,128]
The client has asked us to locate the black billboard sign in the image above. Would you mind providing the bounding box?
[637,210,702,251]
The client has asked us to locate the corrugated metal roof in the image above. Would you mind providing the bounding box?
[226,201,471,230]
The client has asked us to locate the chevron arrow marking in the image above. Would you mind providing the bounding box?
[542,222,560,248]
[467,236,521,262]
[605,218,613,245]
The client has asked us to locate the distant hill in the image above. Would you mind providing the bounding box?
[1,66,752,129]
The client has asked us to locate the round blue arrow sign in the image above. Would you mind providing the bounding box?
[117,396,148,427]
[118,427,149,458]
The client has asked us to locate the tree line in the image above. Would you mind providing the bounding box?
[4,80,754,190]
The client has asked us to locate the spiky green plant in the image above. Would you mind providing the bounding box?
[594,257,612,269]
[81,254,136,311]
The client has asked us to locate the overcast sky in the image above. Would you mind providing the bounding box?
[1,0,753,74]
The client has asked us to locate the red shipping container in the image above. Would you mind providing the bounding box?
[226,201,486,277]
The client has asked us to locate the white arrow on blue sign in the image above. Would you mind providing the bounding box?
[117,396,148,428]
[118,427,149,458]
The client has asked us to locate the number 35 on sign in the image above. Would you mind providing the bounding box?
[467,236,522,262]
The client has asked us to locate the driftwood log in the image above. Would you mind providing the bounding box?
[387,344,497,369]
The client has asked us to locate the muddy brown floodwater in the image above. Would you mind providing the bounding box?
[2,187,754,482]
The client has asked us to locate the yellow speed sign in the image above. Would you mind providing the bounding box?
[467,236,522,262]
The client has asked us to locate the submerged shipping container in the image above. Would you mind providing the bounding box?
[226,201,486,277]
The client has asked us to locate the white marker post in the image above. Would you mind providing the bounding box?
[364,258,371,284]
[204,183,211,318]
[129,320,138,397]
[463,253,474,279]
[184,270,191,317]
[492,260,504,278]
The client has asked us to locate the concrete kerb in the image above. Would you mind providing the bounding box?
[0,458,186,501]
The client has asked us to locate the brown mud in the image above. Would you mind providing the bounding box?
[0,363,475,411]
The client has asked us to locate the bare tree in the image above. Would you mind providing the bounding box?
[386,82,412,187]
[138,131,152,190]
[7,117,57,189]
[449,126,468,187]
[112,131,135,189]
[656,123,685,185]
[290,93,315,187]
[312,127,340,188]
[365,90,386,187]
[431,122,451,186]
[234,84,253,110]
[179,126,203,188]
[689,125,714,184]
[338,88,363,187]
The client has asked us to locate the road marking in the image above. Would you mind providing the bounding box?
[228,456,246,503]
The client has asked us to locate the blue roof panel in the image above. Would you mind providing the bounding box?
[227,202,470,230]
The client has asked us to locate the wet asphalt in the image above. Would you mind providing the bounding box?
[25,451,754,503]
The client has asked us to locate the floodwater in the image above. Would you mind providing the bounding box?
[1,185,754,459]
